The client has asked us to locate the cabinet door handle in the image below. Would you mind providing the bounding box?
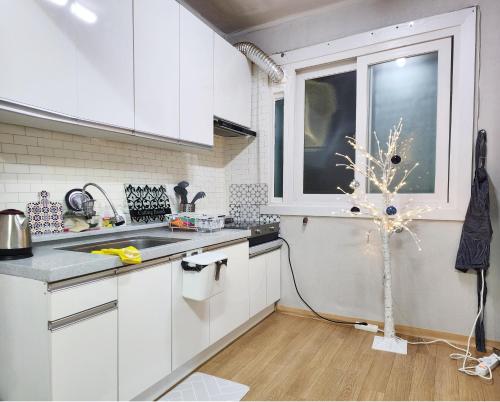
[48,300,118,332]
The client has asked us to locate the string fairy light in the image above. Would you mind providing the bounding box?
[336,118,432,343]
[335,118,432,250]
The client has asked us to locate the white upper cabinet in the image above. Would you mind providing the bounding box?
[0,0,77,116]
[179,5,214,147]
[74,0,134,129]
[214,34,252,128]
[134,0,180,139]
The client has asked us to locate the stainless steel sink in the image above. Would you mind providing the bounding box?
[59,236,188,253]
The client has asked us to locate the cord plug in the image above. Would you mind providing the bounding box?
[355,323,379,333]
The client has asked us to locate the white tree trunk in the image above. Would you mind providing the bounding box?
[381,228,395,339]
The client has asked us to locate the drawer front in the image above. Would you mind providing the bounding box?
[49,277,118,321]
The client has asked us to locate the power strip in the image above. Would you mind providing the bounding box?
[475,353,499,377]
[355,323,379,333]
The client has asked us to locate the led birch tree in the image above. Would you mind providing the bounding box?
[336,119,431,353]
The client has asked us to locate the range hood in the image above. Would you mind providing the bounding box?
[214,117,256,138]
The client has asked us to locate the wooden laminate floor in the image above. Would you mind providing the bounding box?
[198,312,499,401]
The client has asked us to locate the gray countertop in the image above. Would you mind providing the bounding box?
[0,227,251,283]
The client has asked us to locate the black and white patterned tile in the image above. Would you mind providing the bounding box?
[260,214,280,224]
[229,183,279,224]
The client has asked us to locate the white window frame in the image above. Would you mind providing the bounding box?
[358,38,452,210]
[264,7,477,220]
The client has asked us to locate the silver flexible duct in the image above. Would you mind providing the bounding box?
[234,42,284,83]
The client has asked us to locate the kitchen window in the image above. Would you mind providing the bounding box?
[294,62,357,202]
[265,8,476,220]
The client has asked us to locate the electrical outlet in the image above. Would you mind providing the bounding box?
[475,353,499,377]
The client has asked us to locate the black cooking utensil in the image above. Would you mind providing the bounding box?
[191,191,206,205]
[174,185,188,204]
[177,181,189,188]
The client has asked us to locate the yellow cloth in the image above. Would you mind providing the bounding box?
[91,246,142,264]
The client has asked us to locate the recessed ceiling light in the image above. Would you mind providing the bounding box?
[70,2,97,24]
[46,0,68,6]
[395,58,406,67]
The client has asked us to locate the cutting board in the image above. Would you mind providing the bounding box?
[26,190,64,235]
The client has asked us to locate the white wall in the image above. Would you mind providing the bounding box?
[231,0,500,340]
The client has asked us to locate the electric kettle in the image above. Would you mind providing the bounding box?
[0,209,32,260]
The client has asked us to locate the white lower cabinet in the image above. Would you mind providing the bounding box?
[266,249,281,305]
[171,258,210,370]
[249,248,281,317]
[249,254,267,316]
[209,242,250,343]
[118,263,172,401]
[1,240,264,400]
[50,308,118,401]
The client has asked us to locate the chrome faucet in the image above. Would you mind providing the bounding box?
[81,183,125,226]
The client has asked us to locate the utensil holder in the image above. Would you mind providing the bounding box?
[180,203,195,213]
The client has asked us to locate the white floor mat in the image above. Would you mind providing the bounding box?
[160,372,249,401]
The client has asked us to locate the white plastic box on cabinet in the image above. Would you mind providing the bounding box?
[209,242,250,343]
[118,263,172,401]
[134,0,180,139]
[74,0,134,129]
[0,1,77,116]
[171,258,210,370]
[179,5,214,146]
[214,34,252,128]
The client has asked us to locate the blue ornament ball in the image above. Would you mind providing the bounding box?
[391,155,402,164]
[386,205,397,215]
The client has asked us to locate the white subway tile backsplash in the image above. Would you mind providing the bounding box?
[5,183,31,192]
[0,133,14,144]
[0,153,17,163]
[25,127,51,138]
[13,135,38,146]
[17,155,41,165]
[0,124,231,216]
[0,123,25,135]
[2,144,28,154]
[4,164,30,174]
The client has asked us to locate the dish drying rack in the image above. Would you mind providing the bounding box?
[168,213,225,233]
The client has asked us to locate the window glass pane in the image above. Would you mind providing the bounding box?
[368,52,438,193]
[274,98,284,198]
[304,70,356,194]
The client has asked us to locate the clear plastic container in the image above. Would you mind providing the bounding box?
[195,215,225,232]
[168,213,225,232]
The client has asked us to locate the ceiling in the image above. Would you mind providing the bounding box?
[180,0,345,34]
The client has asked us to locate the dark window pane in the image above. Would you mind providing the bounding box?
[368,52,438,193]
[304,70,356,194]
[274,98,284,198]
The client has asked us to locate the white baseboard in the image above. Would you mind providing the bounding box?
[133,305,275,401]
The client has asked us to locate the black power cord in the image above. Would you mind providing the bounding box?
[279,236,367,327]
